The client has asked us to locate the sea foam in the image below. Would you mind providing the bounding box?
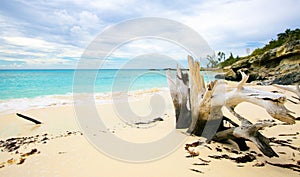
[0,88,169,115]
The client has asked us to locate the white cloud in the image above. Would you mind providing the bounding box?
[2,36,56,51]
[70,0,137,12]
[0,36,83,68]
[70,25,82,33]
[176,0,300,56]
[1,36,82,55]
[54,9,76,26]
[110,38,189,60]
[79,11,101,29]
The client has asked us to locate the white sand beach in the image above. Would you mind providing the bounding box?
[0,84,299,177]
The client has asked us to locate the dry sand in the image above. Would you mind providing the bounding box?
[0,84,299,177]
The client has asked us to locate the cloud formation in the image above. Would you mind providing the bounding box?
[0,0,299,68]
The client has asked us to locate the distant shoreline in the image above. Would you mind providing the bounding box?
[0,68,223,71]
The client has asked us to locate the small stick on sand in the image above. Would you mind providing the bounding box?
[266,161,300,172]
[16,113,42,124]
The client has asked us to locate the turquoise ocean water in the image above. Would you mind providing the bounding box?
[0,69,217,100]
[0,69,218,113]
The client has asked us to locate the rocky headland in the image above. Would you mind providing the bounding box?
[217,29,300,85]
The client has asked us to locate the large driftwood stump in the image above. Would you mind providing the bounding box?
[167,56,296,158]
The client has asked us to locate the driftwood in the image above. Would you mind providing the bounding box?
[273,83,300,99]
[167,56,296,158]
[16,113,42,124]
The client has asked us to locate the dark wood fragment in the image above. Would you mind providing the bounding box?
[16,113,42,124]
[192,163,209,166]
[190,169,204,173]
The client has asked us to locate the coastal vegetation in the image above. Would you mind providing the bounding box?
[250,28,300,56]
[217,28,300,84]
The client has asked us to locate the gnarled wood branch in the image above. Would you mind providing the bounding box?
[226,107,278,157]
[225,71,295,124]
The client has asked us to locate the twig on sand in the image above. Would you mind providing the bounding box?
[16,113,42,124]
[190,168,204,174]
[270,139,300,152]
[198,157,211,163]
[278,132,299,137]
[266,161,300,172]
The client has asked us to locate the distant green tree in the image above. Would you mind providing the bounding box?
[206,55,218,68]
[219,52,240,68]
[205,52,226,68]
[217,51,225,62]
[228,52,234,60]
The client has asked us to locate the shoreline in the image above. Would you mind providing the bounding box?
[0,87,169,115]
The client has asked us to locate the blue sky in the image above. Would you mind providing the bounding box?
[0,0,299,69]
